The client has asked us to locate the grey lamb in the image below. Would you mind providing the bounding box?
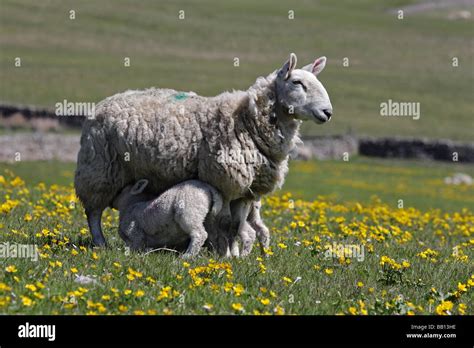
[112,179,223,258]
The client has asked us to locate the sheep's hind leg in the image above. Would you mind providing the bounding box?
[86,208,106,247]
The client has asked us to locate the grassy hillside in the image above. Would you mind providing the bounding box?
[0,0,473,140]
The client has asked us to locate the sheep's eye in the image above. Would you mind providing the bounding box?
[292,80,307,91]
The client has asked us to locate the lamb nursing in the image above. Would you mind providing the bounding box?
[112,178,267,258]
[112,179,222,258]
[74,52,332,256]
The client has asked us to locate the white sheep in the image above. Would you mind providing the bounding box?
[112,179,223,258]
[75,53,332,256]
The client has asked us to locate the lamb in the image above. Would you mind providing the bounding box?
[74,52,332,256]
[112,179,223,258]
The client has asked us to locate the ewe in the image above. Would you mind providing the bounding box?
[75,53,332,256]
[112,179,222,258]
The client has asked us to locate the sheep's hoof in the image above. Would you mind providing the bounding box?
[92,238,107,248]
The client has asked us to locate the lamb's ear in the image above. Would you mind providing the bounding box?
[302,56,327,76]
[130,179,149,195]
[278,53,297,80]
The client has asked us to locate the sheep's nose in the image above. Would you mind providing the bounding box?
[323,109,333,119]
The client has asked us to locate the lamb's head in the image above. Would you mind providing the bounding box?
[112,179,150,211]
[275,53,332,124]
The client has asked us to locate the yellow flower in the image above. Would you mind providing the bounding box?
[348,306,357,315]
[282,276,292,284]
[118,304,128,312]
[102,295,111,301]
[134,310,145,315]
[232,303,244,312]
[21,296,34,307]
[260,298,270,306]
[233,284,244,296]
[25,284,37,292]
[124,289,132,295]
[401,261,410,268]
[274,305,285,315]
[458,303,467,315]
[290,222,297,229]
[24,213,32,222]
[436,301,454,315]
[134,290,145,298]
[277,243,287,249]
[324,268,333,275]
[92,252,99,260]
[0,282,12,291]
[5,265,17,273]
[357,281,364,288]
[263,247,274,256]
[70,268,78,274]
[457,283,467,293]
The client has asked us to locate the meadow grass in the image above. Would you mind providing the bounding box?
[0,158,472,315]
[1,0,473,140]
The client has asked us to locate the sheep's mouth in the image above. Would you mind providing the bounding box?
[311,111,328,124]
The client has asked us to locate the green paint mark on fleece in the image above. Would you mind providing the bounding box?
[173,92,188,101]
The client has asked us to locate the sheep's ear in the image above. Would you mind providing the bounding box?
[278,53,297,80]
[302,56,327,76]
[130,179,149,195]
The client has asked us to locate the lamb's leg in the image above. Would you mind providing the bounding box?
[182,226,208,259]
[86,208,106,246]
[216,202,232,257]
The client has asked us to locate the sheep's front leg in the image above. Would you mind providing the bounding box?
[248,201,270,255]
[239,221,257,257]
[86,208,107,247]
[230,199,252,257]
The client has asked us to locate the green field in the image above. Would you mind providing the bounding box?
[1,0,473,140]
[0,158,473,315]
[1,156,474,211]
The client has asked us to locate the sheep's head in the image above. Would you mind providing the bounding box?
[275,53,332,124]
[112,179,150,211]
